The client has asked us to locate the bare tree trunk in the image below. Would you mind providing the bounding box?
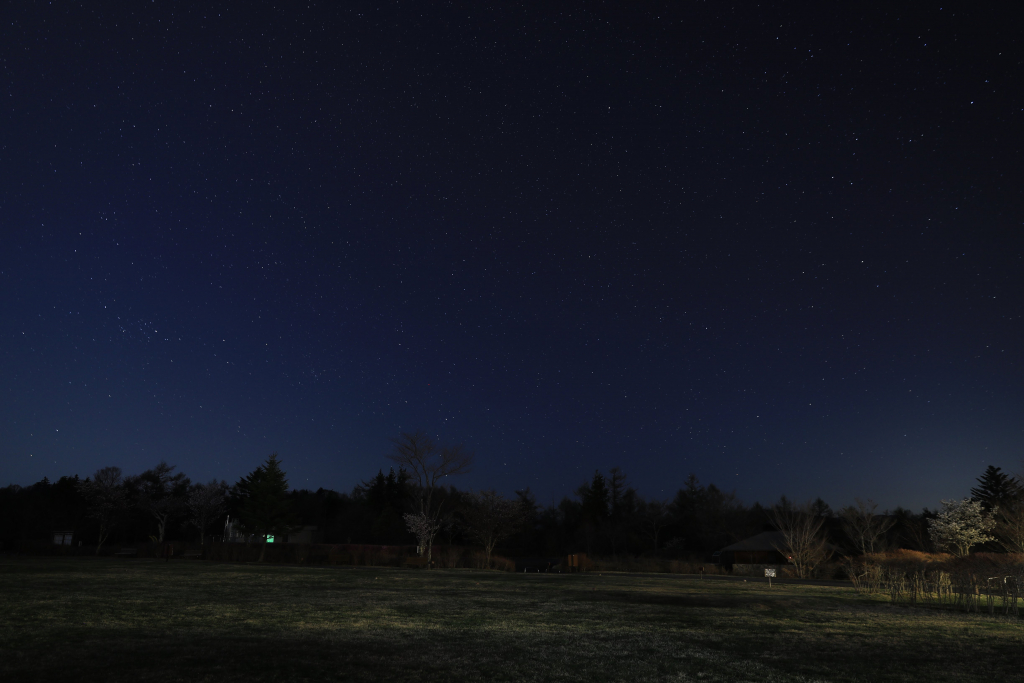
[769,502,831,578]
[95,522,110,556]
[389,431,473,570]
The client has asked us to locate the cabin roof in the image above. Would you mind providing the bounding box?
[719,530,786,552]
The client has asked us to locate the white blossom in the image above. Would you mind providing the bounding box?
[403,512,440,555]
[927,498,995,556]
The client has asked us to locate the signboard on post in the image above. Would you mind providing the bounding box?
[765,567,776,587]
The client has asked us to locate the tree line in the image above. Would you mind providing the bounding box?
[2,432,1022,567]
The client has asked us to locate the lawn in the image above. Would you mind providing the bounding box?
[1,557,1021,682]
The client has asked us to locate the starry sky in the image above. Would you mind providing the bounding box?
[2,2,1022,511]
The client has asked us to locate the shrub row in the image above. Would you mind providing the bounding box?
[204,542,517,571]
[589,555,731,575]
[844,550,1024,616]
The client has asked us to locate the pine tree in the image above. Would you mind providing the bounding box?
[236,453,298,561]
[577,471,609,523]
[364,470,389,515]
[608,468,628,519]
[811,497,833,518]
[359,467,411,543]
[970,466,1021,512]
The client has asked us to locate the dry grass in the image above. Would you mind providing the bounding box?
[1,556,1021,682]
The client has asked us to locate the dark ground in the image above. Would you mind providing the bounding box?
[2,556,1021,682]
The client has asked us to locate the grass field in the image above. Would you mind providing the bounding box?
[1,557,1021,682]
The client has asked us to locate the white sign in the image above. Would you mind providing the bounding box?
[764,568,777,578]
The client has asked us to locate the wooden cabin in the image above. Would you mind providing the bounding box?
[713,531,789,569]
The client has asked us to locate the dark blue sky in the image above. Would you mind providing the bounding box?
[2,2,1022,511]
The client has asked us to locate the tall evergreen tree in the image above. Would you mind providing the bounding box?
[365,470,387,512]
[811,497,833,519]
[577,471,610,523]
[574,471,610,555]
[670,474,747,552]
[608,468,629,519]
[970,466,1021,512]
[235,453,298,561]
[356,467,412,543]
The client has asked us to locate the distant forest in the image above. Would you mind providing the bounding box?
[2,438,1021,561]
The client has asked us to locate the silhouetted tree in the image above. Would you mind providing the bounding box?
[187,479,227,545]
[78,467,129,554]
[578,471,610,522]
[606,468,638,554]
[544,497,582,556]
[670,474,747,552]
[995,498,1024,553]
[288,487,357,543]
[638,498,671,555]
[576,471,610,554]
[358,467,412,543]
[505,487,541,554]
[811,497,833,519]
[463,490,526,567]
[970,466,1021,513]
[235,453,299,561]
[132,462,190,543]
[839,499,894,555]
[388,431,473,565]
[608,468,629,518]
[768,500,831,578]
[890,506,934,551]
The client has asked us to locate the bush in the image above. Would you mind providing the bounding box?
[204,542,520,571]
[843,550,1024,617]
[588,555,729,575]
[434,545,471,568]
[488,554,516,572]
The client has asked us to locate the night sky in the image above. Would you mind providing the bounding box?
[2,2,1022,511]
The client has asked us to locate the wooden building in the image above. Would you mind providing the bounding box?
[712,531,789,569]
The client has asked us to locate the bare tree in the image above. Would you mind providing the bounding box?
[463,490,526,568]
[132,462,190,543]
[187,479,228,545]
[892,507,934,552]
[995,500,1024,553]
[997,466,1024,552]
[839,498,895,555]
[78,467,129,554]
[389,431,473,566]
[768,500,832,578]
[638,498,671,555]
